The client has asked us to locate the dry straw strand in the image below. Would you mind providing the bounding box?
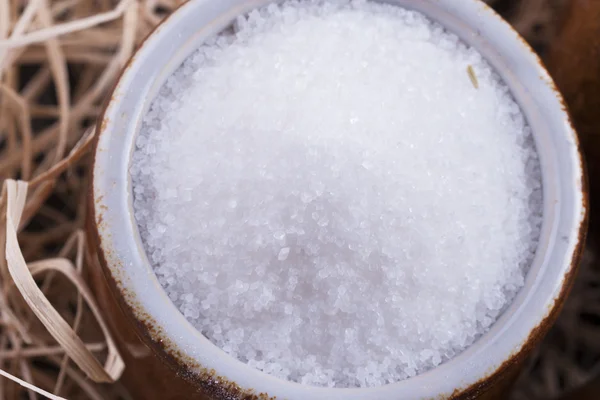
[5,179,125,383]
[0,367,66,400]
[0,0,133,50]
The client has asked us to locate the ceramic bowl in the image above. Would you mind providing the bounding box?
[90,0,588,398]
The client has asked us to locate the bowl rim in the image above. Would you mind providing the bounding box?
[90,0,589,398]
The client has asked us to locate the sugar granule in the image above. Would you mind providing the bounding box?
[131,0,543,388]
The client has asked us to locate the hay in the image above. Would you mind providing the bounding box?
[0,0,180,398]
[0,0,596,399]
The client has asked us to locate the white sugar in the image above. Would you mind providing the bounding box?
[131,0,543,388]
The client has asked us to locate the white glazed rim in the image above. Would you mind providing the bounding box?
[92,0,587,399]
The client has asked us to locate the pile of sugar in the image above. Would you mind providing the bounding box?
[131,0,543,388]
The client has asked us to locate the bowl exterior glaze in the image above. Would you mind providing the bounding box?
[88,0,588,399]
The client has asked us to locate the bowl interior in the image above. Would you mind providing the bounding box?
[92,0,586,399]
